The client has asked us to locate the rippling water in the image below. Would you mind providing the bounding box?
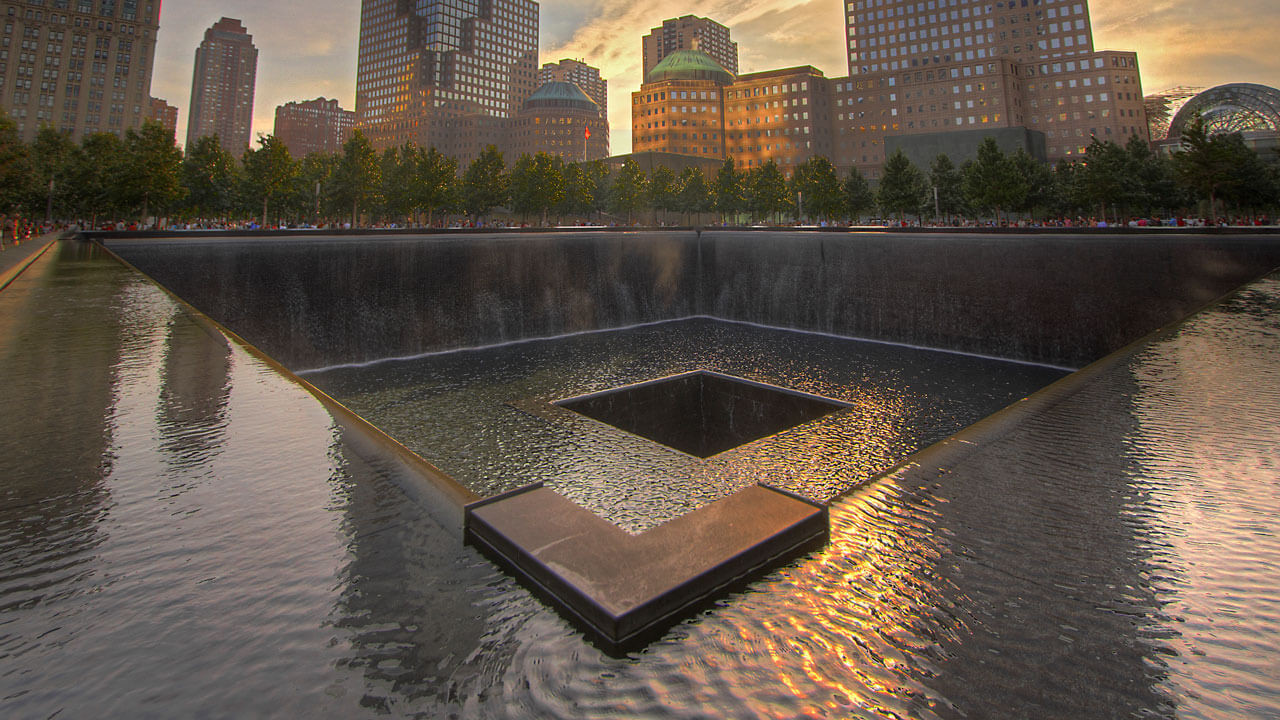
[305,320,1066,532]
[2,243,1278,719]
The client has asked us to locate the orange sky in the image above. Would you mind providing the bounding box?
[151,0,1280,153]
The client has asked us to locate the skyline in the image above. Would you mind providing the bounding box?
[151,0,1280,155]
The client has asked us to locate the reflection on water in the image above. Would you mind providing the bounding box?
[2,244,1279,718]
[306,320,1067,531]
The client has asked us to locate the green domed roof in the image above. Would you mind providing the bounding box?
[523,81,599,112]
[646,50,734,85]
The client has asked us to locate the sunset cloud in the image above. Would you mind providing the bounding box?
[150,0,1279,153]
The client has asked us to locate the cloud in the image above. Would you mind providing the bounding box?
[1089,0,1280,93]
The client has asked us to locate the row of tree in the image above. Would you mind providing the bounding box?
[1,111,1275,227]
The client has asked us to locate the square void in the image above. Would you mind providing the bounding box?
[555,371,849,458]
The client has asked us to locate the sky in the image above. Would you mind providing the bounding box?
[151,0,1280,153]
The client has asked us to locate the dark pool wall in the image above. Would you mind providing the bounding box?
[108,232,701,370]
[701,231,1280,368]
[107,230,1280,370]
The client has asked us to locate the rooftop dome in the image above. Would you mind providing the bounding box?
[523,81,599,113]
[1168,83,1280,139]
[646,49,734,85]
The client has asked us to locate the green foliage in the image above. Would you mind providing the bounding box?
[877,149,927,220]
[182,135,239,220]
[334,130,382,224]
[69,132,125,223]
[713,157,744,222]
[674,166,712,222]
[0,113,30,214]
[28,127,77,219]
[844,166,875,222]
[928,154,965,220]
[510,152,565,225]
[961,138,1023,220]
[647,165,677,222]
[746,160,789,222]
[790,156,844,222]
[380,143,417,222]
[607,158,647,224]
[412,146,458,226]
[241,133,297,226]
[461,145,508,220]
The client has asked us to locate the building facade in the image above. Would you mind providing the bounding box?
[186,17,257,157]
[837,0,1146,171]
[355,0,539,164]
[631,50,731,160]
[273,97,354,156]
[641,15,738,79]
[505,81,609,162]
[0,0,161,142]
[148,96,177,135]
[540,58,606,117]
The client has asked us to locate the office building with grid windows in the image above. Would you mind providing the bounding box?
[355,0,539,164]
[641,15,738,79]
[0,0,160,143]
[186,17,257,157]
[274,97,354,157]
[835,0,1146,173]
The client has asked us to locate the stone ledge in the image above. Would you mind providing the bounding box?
[464,483,828,654]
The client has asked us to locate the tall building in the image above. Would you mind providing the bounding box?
[642,16,738,79]
[186,17,257,157]
[355,0,539,164]
[149,97,178,136]
[540,59,607,117]
[0,0,161,142]
[273,97,354,156]
[837,0,1146,170]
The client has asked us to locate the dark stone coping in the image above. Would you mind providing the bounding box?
[464,483,829,654]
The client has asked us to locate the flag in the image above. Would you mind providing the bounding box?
[584,126,591,140]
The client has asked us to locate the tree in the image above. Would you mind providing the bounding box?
[510,152,564,225]
[877,149,927,221]
[1075,137,1133,223]
[790,156,844,223]
[1008,149,1052,220]
[962,138,1023,222]
[746,160,789,222]
[68,132,125,225]
[1174,115,1235,220]
[181,135,238,221]
[1124,133,1179,217]
[461,145,508,222]
[0,113,30,216]
[647,164,677,224]
[607,158,646,224]
[844,165,875,223]
[674,166,712,224]
[120,121,184,225]
[334,130,382,225]
[242,133,297,227]
[557,162,594,222]
[293,152,341,225]
[411,146,458,227]
[28,127,76,221]
[713,157,744,223]
[928,154,965,222]
[380,143,417,223]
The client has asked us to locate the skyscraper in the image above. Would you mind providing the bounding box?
[0,0,161,143]
[273,97,354,157]
[837,0,1146,169]
[641,16,738,79]
[186,17,257,156]
[355,0,539,163]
